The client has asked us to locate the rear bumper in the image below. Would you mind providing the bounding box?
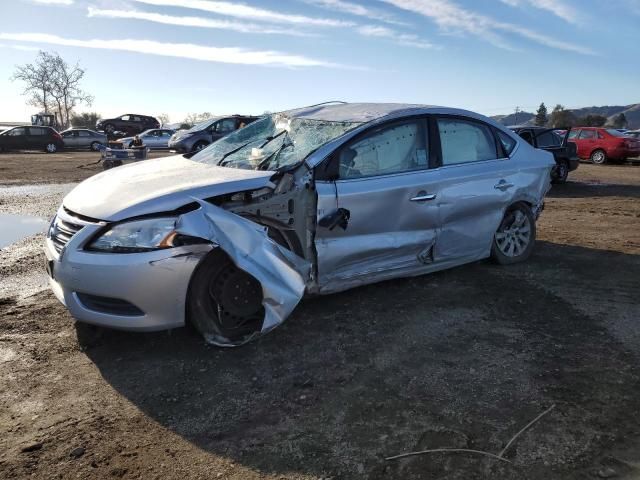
[568,158,580,171]
[44,222,213,332]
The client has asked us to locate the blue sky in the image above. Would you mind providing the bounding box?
[0,0,638,124]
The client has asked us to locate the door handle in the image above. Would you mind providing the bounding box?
[410,193,437,202]
[494,181,514,191]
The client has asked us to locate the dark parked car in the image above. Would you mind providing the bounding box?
[96,114,160,135]
[168,115,258,153]
[60,128,107,151]
[0,126,64,153]
[511,127,579,183]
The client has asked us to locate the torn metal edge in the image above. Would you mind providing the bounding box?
[175,199,311,347]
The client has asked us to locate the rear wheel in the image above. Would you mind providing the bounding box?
[552,160,569,184]
[590,149,607,165]
[491,203,536,265]
[45,143,57,153]
[188,250,264,346]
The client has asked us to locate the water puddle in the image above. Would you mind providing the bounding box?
[0,213,49,248]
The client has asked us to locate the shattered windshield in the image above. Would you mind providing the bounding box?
[190,113,362,171]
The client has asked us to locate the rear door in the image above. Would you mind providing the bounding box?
[575,129,597,158]
[27,127,48,149]
[143,130,160,147]
[431,116,519,261]
[314,117,441,288]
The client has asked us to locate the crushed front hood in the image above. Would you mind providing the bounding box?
[63,155,275,221]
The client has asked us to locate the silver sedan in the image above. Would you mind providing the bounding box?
[60,128,107,151]
[45,103,554,346]
[119,129,176,149]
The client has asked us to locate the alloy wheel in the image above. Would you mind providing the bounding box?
[494,210,532,258]
[46,143,57,153]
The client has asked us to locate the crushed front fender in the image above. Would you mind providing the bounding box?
[175,200,311,346]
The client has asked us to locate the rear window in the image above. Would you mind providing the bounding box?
[606,129,627,137]
[578,130,596,139]
[496,130,517,155]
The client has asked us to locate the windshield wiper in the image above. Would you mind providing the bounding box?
[257,132,293,171]
[217,140,254,166]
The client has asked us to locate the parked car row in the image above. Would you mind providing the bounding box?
[567,127,640,164]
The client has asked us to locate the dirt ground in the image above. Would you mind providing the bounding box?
[0,150,174,185]
[0,154,639,479]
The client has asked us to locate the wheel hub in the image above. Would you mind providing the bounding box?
[495,210,531,257]
[215,268,263,318]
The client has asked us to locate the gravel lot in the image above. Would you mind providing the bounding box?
[0,152,639,479]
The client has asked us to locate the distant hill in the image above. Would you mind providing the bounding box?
[491,104,640,129]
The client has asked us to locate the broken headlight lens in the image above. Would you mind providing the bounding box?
[88,217,178,253]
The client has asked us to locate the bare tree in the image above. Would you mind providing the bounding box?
[157,113,170,127]
[11,51,56,115]
[11,51,93,128]
[183,112,212,127]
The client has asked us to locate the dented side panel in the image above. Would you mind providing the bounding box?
[314,170,440,288]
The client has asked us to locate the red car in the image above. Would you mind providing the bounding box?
[567,127,640,164]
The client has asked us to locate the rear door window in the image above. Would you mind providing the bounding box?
[437,118,498,165]
[536,131,561,148]
[578,130,596,139]
[29,127,48,136]
[496,130,517,155]
[78,130,91,137]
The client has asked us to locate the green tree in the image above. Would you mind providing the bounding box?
[576,114,607,127]
[548,104,576,128]
[534,102,548,126]
[611,113,628,129]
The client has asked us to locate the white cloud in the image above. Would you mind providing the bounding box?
[87,7,316,36]
[131,0,354,27]
[305,0,407,25]
[499,0,580,24]
[357,25,435,49]
[26,0,73,4]
[0,32,342,68]
[382,0,595,54]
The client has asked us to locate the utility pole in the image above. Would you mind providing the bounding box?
[514,106,520,125]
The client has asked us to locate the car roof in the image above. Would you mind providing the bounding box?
[283,103,439,123]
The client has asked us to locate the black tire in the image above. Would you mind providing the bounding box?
[490,203,536,265]
[90,141,100,151]
[590,149,607,165]
[45,143,57,153]
[552,160,569,184]
[104,123,116,135]
[187,250,265,346]
[192,141,209,152]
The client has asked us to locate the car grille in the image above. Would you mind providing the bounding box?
[48,208,96,254]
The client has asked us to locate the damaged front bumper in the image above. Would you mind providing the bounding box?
[45,201,311,344]
[44,223,213,332]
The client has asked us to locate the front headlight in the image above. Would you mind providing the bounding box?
[88,217,178,253]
